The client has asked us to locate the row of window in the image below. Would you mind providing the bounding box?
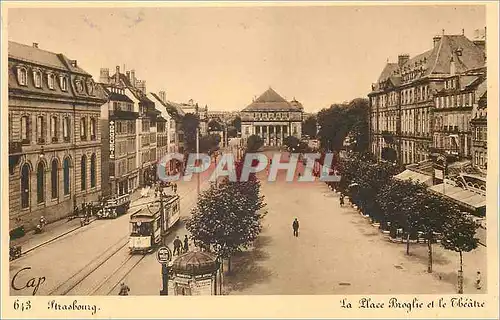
[473,126,487,141]
[474,151,487,168]
[402,85,430,105]
[112,157,136,177]
[20,154,97,209]
[17,114,97,145]
[434,114,471,132]
[114,138,137,158]
[435,92,474,108]
[115,120,136,135]
[17,67,68,91]
[141,119,150,132]
[113,101,133,112]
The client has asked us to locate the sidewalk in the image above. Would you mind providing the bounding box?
[10,188,144,254]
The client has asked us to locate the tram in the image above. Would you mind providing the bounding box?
[97,194,131,219]
[129,194,180,253]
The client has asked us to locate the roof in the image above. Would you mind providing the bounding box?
[242,87,303,112]
[102,86,134,103]
[394,169,433,186]
[429,183,486,210]
[8,41,89,75]
[171,251,217,275]
[372,34,486,89]
[149,92,181,120]
[110,72,154,105]
[166,100,186,117]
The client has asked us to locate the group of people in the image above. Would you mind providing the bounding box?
[73,202,95,226]
[173,235,190,256]
[153,182,178,198]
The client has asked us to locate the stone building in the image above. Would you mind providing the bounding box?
[101,67,160,186]
[100,84,139,196]
[8,41,106,230]
[240,87,304,147]
[369,31,486,165]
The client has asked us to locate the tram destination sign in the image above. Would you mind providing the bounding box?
[157,246,172,264]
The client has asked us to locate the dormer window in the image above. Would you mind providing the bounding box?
[33,70,42,88]
[59,76,68,91]
[17,67,28,86]
[47,73,55,89]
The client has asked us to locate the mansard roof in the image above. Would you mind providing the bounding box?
[242,87,303,112]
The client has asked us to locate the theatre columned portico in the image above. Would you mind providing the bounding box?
[241,87,303,147]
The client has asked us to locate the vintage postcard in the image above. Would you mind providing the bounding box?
[1,1,498,319]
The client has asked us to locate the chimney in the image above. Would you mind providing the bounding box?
[115,66,120,84]
[70,60,77,67]
[32,43,39,48]
[126,71,130,81]
[450,56,456,76]
[398,54,409,68]
[433,35,442,48]
[159,91,166,102]
[130,70,136,87]
[99,68,110,84]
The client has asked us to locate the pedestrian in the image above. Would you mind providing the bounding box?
[292,218,300,237]
[340,195,345,207]
[174,183,177,193]
[476,271,482,290]
[173,236,182,256]
[183,235,189,253]
[118,282,130,296]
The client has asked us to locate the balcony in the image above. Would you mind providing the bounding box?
[63,136,70,143]
[80,135,87,141]
[91,134,96,141]
[51,137,58,143]
[21,139,30,146]
[37,138,45,145]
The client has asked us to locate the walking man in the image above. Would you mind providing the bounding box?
[340,194,345,207]
[183,235,189,253]
[292,218,300,237]
[476,271,482,290]
[118,283,130,296]
[173,236,182,256]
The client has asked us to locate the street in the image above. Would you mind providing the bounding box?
[9,152,487,296]
[223,151,487,294]
[9,172,213,296]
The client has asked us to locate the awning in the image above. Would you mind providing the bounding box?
[429,184,486,211]
[394,169,433,186]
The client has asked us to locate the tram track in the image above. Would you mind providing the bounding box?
[47,180,207,296]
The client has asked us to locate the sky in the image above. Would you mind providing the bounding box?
[7,4,486,112]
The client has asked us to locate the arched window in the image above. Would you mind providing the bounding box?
[33,71,42,88]
[51,159,58,199]
[20,164,30,209]
[51,116,59,142]
[37,162,45,204]
[81,155,87,191]
[17,67,27,86]
[63,157,70,195]
[90,153,97,188]
[63,117,70,142]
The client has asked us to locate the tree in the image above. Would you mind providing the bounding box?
[227,126,238,138]
[316,98,369,153]
[182,113,200,152]
[208,119,223,132]
[441,211,479,293]
[302,115,317,138]
[231,116,242,133]
[246,134,264,153]
[186,168,266,273]
[283,136,300,152]
[199,133,221,154]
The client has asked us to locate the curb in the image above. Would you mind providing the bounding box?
[22,217,98,255]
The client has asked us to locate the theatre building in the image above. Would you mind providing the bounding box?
[8,42,106,231]
[240,87,304,147]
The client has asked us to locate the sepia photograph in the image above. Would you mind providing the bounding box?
[2,1,498,318]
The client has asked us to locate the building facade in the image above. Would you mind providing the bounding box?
[100,84,139,196]
[240,87,304,146]
[101,66,160,187]
[8,41,106,230]
[179,100,208,136]
[369,32,486,165]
